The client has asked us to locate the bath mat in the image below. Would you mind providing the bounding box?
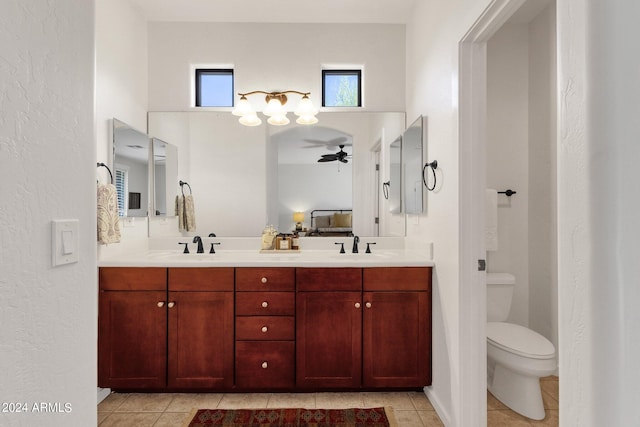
[182,407,398,427]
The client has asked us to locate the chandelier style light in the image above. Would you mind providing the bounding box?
[231,90,318,126]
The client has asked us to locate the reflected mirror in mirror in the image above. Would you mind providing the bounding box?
[148,111,405,237]
[152,138,178,216]
[403,116,425,214]
[113,119,150,217]
[388,136,402,214]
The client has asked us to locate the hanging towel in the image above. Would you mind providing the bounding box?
[485,189,498,251]
[97,183,121,244]
[176,194,196,232]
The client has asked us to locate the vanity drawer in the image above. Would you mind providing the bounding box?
[99,267,166,291]
[168,267,234,291]
[236,292,295,316]
[236,341,295,389]
[296,268,362,292]
[363,267,431,291]
[236,268,295,291]
[236,316,295,341]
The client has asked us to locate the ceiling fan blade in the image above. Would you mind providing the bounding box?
[317,157,335,163]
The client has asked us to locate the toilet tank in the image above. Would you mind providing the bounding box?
[486,273,515,322]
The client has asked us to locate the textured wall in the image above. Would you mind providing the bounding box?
[0,1,97,426]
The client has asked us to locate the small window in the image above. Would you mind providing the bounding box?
[322,70,362,107]
[115,168,127,217]
[195,69,234,107]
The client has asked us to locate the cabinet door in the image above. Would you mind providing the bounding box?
[167,291,234,389]
[362,291,431,387]
[296,292,362,388]
[98,291,167,388]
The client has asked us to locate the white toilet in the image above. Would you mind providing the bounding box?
[486,273,556,420]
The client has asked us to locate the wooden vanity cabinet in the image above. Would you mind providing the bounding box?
[98,267,234,390]
[98,267,167,389]
[296,268,363,388]
[167,268,234,389]
[235,267,295,389]
[362,267,432,387]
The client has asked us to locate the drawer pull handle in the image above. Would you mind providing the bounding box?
[262,301,269,308]
[261,361,268,369]
[168,302,176,308]
[261,277,268,283]
[261,326,268,333]
[365,302,372,309]
[157,301,165,308]
[354,302,361,309]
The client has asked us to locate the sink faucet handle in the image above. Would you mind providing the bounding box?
[178,242,189,254]
[209,242,221,254]
[365,242,377,254]
[334,242,345,254]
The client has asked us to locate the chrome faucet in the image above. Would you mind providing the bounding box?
[352,235,360,253]
[192,236,204,253]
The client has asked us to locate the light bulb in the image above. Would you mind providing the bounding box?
[296,114,319,125]
[264,98,285,117]
[239,113,262,126]
[232,96,254,116]
[267,114,290,126]
[294,95,317,116]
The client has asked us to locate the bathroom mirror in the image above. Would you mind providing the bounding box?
[402,116,425,214]
[112,119,151,217]
[152,138,179,216]
[148,111,405,237]
[388,136,402,214]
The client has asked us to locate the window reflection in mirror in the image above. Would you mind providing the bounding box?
[112,119,150,217]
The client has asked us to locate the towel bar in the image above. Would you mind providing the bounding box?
[498,189,517,197]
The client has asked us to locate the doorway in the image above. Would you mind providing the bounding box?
[459,0,558,425]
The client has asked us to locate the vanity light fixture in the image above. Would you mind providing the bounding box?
[232,90,318,126]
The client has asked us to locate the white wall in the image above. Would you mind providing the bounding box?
[95,0,148,172]
[405,1,495,424]
[147,23,405,112]
[558,0,640,425]
[0,1,97,426]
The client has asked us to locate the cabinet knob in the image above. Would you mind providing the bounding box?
[365,302,372,309]
[261,326,268,333]
[157,301,165,308]
[261,361,268,369]
[354,302,361,308]
[167,301,175,308]
[261,277,268,283]
[261,301,269,308]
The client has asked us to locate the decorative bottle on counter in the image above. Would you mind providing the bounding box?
[261,225,277,250]
[291,232,300,250]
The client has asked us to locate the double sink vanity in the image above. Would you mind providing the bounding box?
[98,237,434,392]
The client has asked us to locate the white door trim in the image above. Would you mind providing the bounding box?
[458,0,525,425]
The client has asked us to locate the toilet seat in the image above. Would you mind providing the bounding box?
[487,322,555,359]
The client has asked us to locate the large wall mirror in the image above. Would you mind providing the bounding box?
[148,111,406,237]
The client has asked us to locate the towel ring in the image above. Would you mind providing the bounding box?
[97,162,113,184]
[179,180,192,196]
[422,160,438,191]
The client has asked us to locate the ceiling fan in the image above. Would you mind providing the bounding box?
[317,145,351,163]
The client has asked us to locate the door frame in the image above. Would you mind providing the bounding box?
[458,0,526,425]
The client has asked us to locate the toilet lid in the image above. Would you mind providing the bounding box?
[487,322,555,359]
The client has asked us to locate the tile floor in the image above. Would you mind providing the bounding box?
[97,376,558,427]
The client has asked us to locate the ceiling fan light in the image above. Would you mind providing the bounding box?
[264,97,285,117]
[296,114,318,125]
[239,113,262,126]
[267,114,290,126]
[232,96,253,116]
[294,95,317,116]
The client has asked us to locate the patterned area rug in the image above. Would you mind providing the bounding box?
[182,407,398,427]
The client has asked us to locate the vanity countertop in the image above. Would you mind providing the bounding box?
[98,249,434,268]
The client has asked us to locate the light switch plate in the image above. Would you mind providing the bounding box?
[52,219,79,266]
